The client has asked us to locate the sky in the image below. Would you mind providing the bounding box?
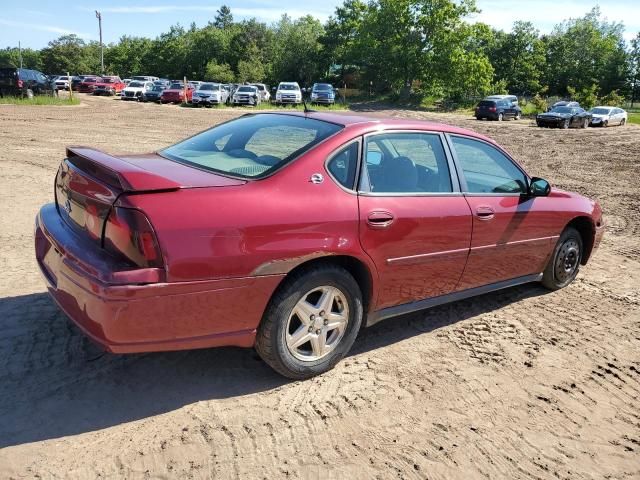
[1,0,639,50]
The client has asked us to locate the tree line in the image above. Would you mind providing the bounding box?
[1,1,639,104]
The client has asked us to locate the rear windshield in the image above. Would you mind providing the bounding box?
[160,114,343,178]
[479,101,496,107]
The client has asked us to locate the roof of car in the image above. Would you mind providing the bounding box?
[269,111,495,143]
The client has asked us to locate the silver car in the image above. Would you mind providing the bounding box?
[589,106,628,127]
[192,83,228,106]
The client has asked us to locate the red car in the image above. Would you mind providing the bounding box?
[77,76,103,93]
[92,76,125,96]
[160,82,194,103]
[35,113,604,379]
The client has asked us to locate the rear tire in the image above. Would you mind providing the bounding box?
[255,265,363,379]
[498,113,503,121]
[582,118,588,128]
[26,89,34,99]
[620,118,626,126]
[541,227,583,290]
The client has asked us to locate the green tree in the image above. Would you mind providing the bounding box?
[213,5,233,29]
[629,32,640,107]
[205,61,235,82]
[543,7,628,97]
[40,35,89,74]
[489,21,546,95]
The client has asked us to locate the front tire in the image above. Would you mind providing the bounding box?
[256,265,363,379]
[542,227,583,290]
[514,112,521,120]
[562,119,570,129]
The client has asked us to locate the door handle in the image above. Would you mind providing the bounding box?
[367,211,395,228]
[475,205,495,221]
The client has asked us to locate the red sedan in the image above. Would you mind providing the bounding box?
[35,113,604,378]
[160,83,194,103]
[77,76,103,93]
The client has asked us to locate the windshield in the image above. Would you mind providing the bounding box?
[313,84,333,91]
[279,84,299,91]
[169,83,183,89]
[237,86,255,93]
[84,78,99,83]
[151,85,164,92]
[199,84,218,91]
[551,106,572,114]
[103,78,117,83]
[128,81,144,88]
[591,108,611,115]
[161,114,343,179]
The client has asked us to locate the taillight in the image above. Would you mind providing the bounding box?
[17,80,23,88]
[489,107,496,112]
[103,207,163,268]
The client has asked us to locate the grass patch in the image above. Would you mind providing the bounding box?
[0,95,80,106]
[628,112,640,125]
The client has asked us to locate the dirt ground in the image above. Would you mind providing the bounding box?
[0,95,638,479]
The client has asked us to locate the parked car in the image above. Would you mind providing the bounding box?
[251,83,270,102]
[588,106,627,127]
[536,106,592,129]
[78,76,103,93]
[142,84,166,103]
[192,83,228,106]
[232,85,261,106]
[154,79,171,89]
[121,80,154,101]
[160,82,194,104]
[484,94,519,105]
[550,100,580,110]
[54,75,73,91]
[72,75,98,91]
[131,75,159,82]
[274,82,302,105]
[310,83,336,105]
[35,112,605,379]
[122,78,132,86]
[475,98,521,121]
[0,67,54,97]
[92,76,125,96]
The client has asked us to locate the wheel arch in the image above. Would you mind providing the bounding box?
[267,255,376,322]
[565,216,595,265]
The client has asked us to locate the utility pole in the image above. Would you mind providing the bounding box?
[95,11,104,74]
[18,41,23,68]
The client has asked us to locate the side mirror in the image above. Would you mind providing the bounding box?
[529,177,550,197]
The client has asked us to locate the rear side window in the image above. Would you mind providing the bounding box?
[364,133,452,193]
[451,136,527,194]
[327,142,358,189]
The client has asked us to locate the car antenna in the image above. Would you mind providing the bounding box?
[302,97,316,114]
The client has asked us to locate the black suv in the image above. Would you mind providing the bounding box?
[475,97,521,121]
[0,67,54,98]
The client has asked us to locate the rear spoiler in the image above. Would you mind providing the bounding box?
[66,146,181,192]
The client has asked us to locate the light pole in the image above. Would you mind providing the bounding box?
[95,10,104,74]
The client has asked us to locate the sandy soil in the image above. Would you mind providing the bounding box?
[0,95,639,479]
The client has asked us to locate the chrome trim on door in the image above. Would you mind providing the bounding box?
[387,247,470,265]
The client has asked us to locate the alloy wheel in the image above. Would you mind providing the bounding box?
[554,239,580,284]
[285,286,349,362]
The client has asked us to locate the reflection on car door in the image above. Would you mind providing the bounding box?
[448,135,557,290]
[357,132,472,310]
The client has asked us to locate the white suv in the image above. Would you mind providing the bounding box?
[275,82,302,105]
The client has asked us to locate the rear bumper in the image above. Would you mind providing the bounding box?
[35,204,283,353]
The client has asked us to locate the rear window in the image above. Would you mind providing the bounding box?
[479,101,496,107]
[160,114,343,178]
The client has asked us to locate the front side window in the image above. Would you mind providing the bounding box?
[451,136,527,194]
[363,133,452,193]
[161,114,343,178]
[327,142,358,189]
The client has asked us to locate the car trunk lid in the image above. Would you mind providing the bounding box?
[55,146,245,241]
